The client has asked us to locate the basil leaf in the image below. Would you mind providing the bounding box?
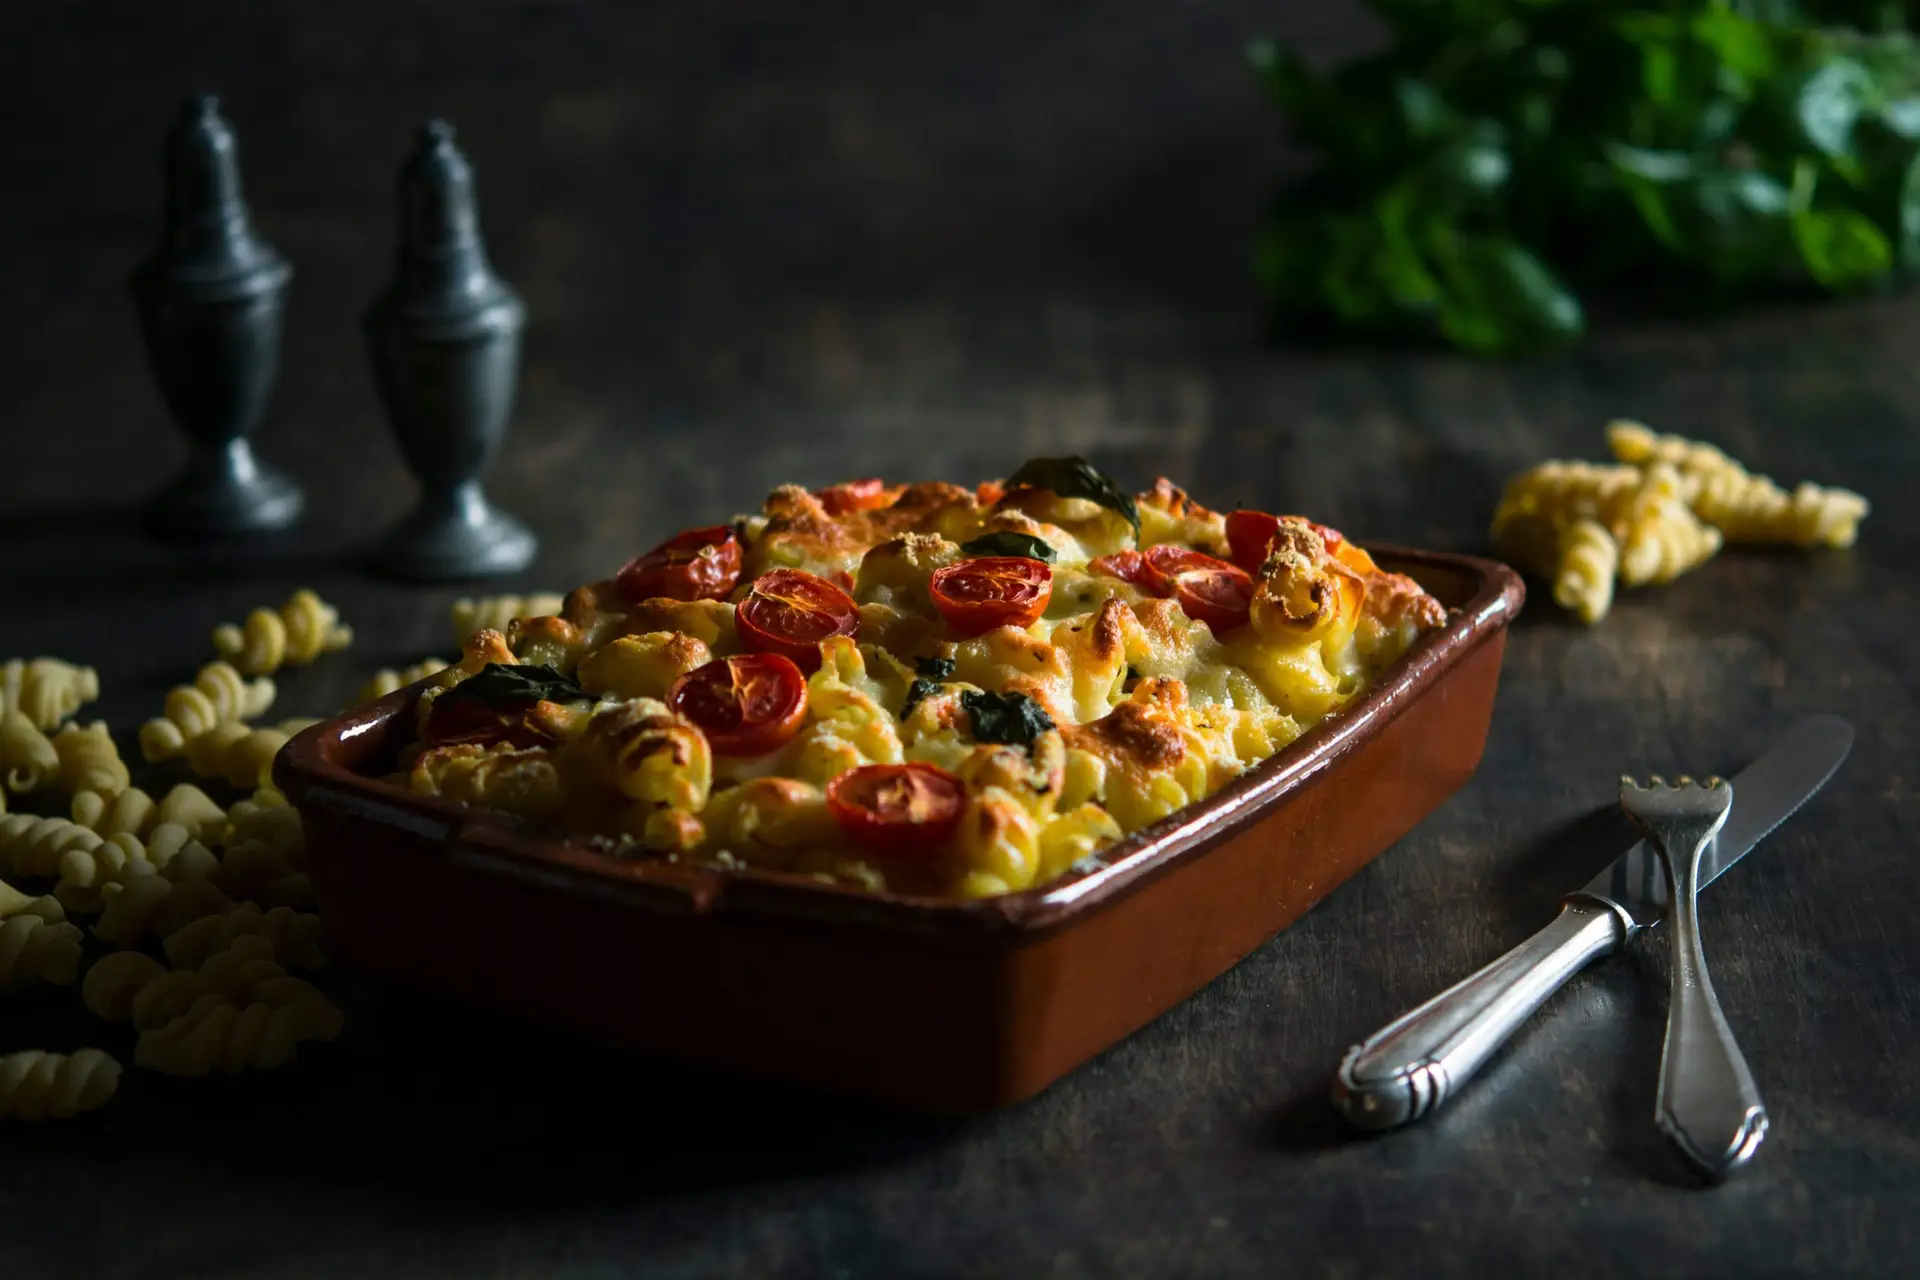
[440,663,585,708]
[959,531,1058,562]
[1004,456,1140,541]
[900,657,957,720]
[961,690,1055,749]
[1792,205,1893,286]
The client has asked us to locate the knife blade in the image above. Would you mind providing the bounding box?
[1332,713,1855,1132]
[1576,713,1855,926]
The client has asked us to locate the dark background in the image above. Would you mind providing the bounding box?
[1,3,1916,1278]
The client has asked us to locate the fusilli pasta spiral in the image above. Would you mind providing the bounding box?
[135,995,311,1076]
[128,938,340,1037]
[181,718,317,790]
[0,710,60,793]
[0,875,63,923]
[51,721,129,797]
[0,1049,120,1120]
[451,593,565,643]
[1553,519,1620,625]
[0,658,99,730]
[1606,420,1869,548]
[71,782,226,846]
[162,902,326,971]
[0,915,83,986]
[0,814,103,879]
[82,950,166,1021]
[138,661,276,762]
[54,831,156,912]
[350,657,451,708]
[93,875,233,948]
[212,589,353,677]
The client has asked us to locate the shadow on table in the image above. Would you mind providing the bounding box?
[6,986,973,1209]
[0,498,361,594]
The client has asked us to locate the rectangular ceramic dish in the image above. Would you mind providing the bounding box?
[277,547,1523,1111]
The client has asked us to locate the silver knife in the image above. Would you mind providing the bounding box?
[1332,713,1854,1131]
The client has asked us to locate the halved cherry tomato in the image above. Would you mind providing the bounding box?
[929,556,1053,635]
[817,478,895,516]
[1226,509,1348,572]
[826,761,968,856]
[1143,545,1254,632]
[616,525,743,603]
[976,480,1006,508]
[1090,550,1160,592]
[666,653,809,756]
[735,569,861,672]
[1225,509,1282,573]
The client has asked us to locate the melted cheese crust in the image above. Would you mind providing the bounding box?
[402,476,1448,898]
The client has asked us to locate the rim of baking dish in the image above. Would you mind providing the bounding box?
[278,547,1524,943]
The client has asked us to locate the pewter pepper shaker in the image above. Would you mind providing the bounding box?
[363,120,536,581]
[131,95,303,537]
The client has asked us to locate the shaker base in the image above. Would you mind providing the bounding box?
[146,442,305,539]
[371,484,537,582]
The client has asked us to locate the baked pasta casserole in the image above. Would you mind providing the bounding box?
[393,458,1448,898]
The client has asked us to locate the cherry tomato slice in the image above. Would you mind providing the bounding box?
[1089,550,1162,593]
[616,525,743,603]
[1225,509,1282,573]
[1143,545,1254,633]
[666,653,809,756]
[735,569,861,672]
[929,556,1053,635]
[1226,509,1347,572]
[817,478,896,516]
[975,480,1006,508]
[826,762,968,856]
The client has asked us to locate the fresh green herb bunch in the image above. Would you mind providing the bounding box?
[1252,0,1920,353]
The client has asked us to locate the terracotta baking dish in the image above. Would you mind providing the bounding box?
[277,547,1523,1111]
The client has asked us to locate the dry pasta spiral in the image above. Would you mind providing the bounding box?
[71,782,226,846]
[1553,519,1620,625]
[135,991,338,1077]
[212,589,353,677]
[0,814,103,879]
[93,875,232,948]
[1606,420,1869,548]
[0,875,63,923]
[0,915,83,986]
[0,658,100,730]
[82,950,167,1021]
[351,657,451,708]
[0,710,60,793]
[0,1049,120,1120]
[163,902,326,971]
[139,661,276,762]
[51,721,129,797]
[452,593,565,643]
[181,718,316,790]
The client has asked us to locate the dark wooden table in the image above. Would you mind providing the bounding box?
[3,3,1916,1276]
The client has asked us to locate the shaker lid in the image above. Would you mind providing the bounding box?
[367,120,523,339]
[135,95,290,301]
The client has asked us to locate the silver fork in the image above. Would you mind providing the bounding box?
[1619,774,1769,1181]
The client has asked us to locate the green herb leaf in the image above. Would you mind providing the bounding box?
[1428,232,1585,353]
[959,531,1058,562]
[900,657,958,721]
[440,663,586,708]
[1792,205,1894,284]
[961,690,1056,750]
[1003,456,1140,540]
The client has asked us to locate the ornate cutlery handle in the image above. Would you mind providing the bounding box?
[1656,840,1769,1179]
[1334,896,1630,1130]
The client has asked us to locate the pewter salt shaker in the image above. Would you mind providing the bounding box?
[363,120,536,581]
[131,95,303,537]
